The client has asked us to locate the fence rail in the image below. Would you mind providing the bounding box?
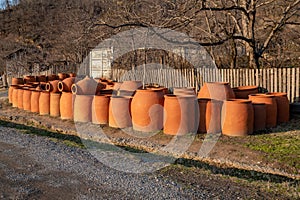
[112,67,300,103]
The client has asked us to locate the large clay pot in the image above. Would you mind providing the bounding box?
[92,95,110,124]
[12,87,19,107]
[119,80,143,91]
[60,92,75,120]
[47,74,58,81]
[9,85,20,104]
[233,86,259,99]
[198,98,210,133]
[58,77,78,92]
[58,73,69,80]
[50,93,61,117]
[30,91,40,113]
[198,82,235,101]
[17,89,24,109]
[71,76,104,95]
[267,92,289,123]
[36,75,47,82]
[11,78,24,85]
[23,89,32,111]
[222,99,254,136]
[23,75,36,84]
[131,89,164,132]
[73,95,94,122]
[46,80,60,93]
[163,95,199,135]
[39,91,50,115]
[109,96,132,128]
[249,94,277,128]
[206,100,223,134]
[253,103,266,131]
[173,87,195,96]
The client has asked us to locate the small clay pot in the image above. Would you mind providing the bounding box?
[267,92,289,123]
[253,103,266,131]
[50,93,61,117]
[11,78,24,85]
[73,95,94,122]
[221,99,254,136]
[249,94,277,128]
[131,89,164,132]
[17,89,24,109]
[198,82,235,101]
[60,92,75,120]
[92,95,110,124]
[46,80,60,93]
[163,95,199,135]
[23,89,32,111]
[39,91,50,115]
[233,86,259,99]
[119,80,143,91]
[30,91,40,113]
[23,75,36,84]
[109,96,132,128]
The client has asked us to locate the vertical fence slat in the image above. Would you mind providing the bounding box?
[291,67,296,103]
[283,68,287,93]
[287,68,291,101]
[296,68,300,102]
[274,68,278,92]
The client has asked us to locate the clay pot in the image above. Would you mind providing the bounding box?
[23,75,36,84]
[11,78,24,85]
[39,91,50,115]
[9,85,20,104]
[206,100,223,134]
[58,77,78,92]
[92,95,110,124]
[131,89,164,132]
[12,87,19,107]
[97,89,113,95]
[69,73,76,77]
[109,96,132,128]
[233,86,259,99]
[30,91,40,113]
[36,75,47,82]
[60,92,75,120]
[23,89,32,111]
[163,95,199,135]
[50,93,61,117]
[173,87,195,96]
[197,98,210,133]
[73,95,94,122]
[119,80,143,91]
[46,80,60,93]
[221,99,254,136]
[47,74,58,81]
[267,92,289,123]
[118,90,136,96]
[71,76,104,95]
[17,89,24,109]
[253,103,266,131]
[58,73,69,80]
[198,82,235,101]
[249,94,277,128]
[113,82,123,90]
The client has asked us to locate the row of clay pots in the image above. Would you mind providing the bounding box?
[11,73,76,85]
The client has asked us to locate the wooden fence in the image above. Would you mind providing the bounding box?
[112,67,300,103]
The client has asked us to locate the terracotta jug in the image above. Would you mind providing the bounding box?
[60,92,75,120]
[30,90,40,113]
[23,89,32,111]
[39,91,50,115]
[46,80,60,93]
[198,82,235,101]
[206,100,223,134]
[233,86,259,99]
[267,92,289,123]
[249,94,277,128]
[50,93,61,117]
[17,89,24,109]
[58,77,78,92]
[253,103,266,131]
[197,98,210,133]
[73,95,94,122]
[222,99,254,136]
[109,96,132,128]
[71,76,104,95]
[23,75,36,84]
[92,95,110,124]
[173,87,196,96]
[131,89,164,132]
[11,78,24,85]
[47,74,58,81]
[119,80,143,91]
[164,95,199,135]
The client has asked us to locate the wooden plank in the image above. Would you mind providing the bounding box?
[296,68,300,103]
[263,68,267,91]
[270,68,274,93]
[274,68,278,92]
[278,68,282,93]
[246,69,249,86]
[291,67,296,103]
[283,68,287,93]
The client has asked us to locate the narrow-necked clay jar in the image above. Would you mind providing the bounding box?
[233,86,259,99]
[198,82,235,101]
[221,99,254,136]
[267,92,289,123]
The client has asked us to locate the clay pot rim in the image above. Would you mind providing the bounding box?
[205,82,230,85]
[233,86,258,91]
[226,99,252,103]
[135,89,163,92]
[249,94,275,98]
[110,95,132,99]
[173,87,195,90]
[164,94,196,99]
[266,92,287,97]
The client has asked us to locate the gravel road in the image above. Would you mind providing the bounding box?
[0,123,280,199]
